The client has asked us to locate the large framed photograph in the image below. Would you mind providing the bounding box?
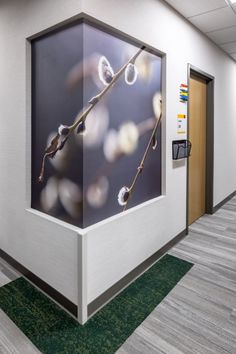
[31,17,163,228]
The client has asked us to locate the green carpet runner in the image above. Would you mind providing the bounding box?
[0,254,193,354]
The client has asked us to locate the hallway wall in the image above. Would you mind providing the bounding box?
[0,0,236,305]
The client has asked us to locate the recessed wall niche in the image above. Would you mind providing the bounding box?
[31,18,162,228]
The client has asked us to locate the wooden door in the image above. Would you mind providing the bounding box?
[188,74,207,225]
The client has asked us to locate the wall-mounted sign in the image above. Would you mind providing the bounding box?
[180,84,188,103]
[177,114,187,134]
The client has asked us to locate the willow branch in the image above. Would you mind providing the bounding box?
[123,111,162,211]
[69,46,145,132]
[38,46,145,182]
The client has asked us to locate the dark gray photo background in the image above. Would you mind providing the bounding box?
[31,20,162,228]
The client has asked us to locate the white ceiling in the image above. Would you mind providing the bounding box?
[164,0,236,61]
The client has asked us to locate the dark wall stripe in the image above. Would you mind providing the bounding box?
[212,190,236,213]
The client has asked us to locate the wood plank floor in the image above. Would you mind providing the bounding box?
[0,258,19,287]
[118,196,236,354]
[0,310,41,354]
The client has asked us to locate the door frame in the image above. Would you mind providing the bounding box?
[186,64,215,231]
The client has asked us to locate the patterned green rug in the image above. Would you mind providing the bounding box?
[0,254,193,354]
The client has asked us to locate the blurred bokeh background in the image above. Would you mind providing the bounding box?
[31,20,162,228]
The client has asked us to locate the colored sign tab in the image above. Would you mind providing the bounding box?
[177,114,186,118]
[180,83,189,103]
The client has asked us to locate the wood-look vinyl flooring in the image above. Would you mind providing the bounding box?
[118,196,236,354]
[0,259,19,287]
[0,310,41,354]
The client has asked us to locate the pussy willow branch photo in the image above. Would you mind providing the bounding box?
[117,100,162,211]
[38,46,145,183]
